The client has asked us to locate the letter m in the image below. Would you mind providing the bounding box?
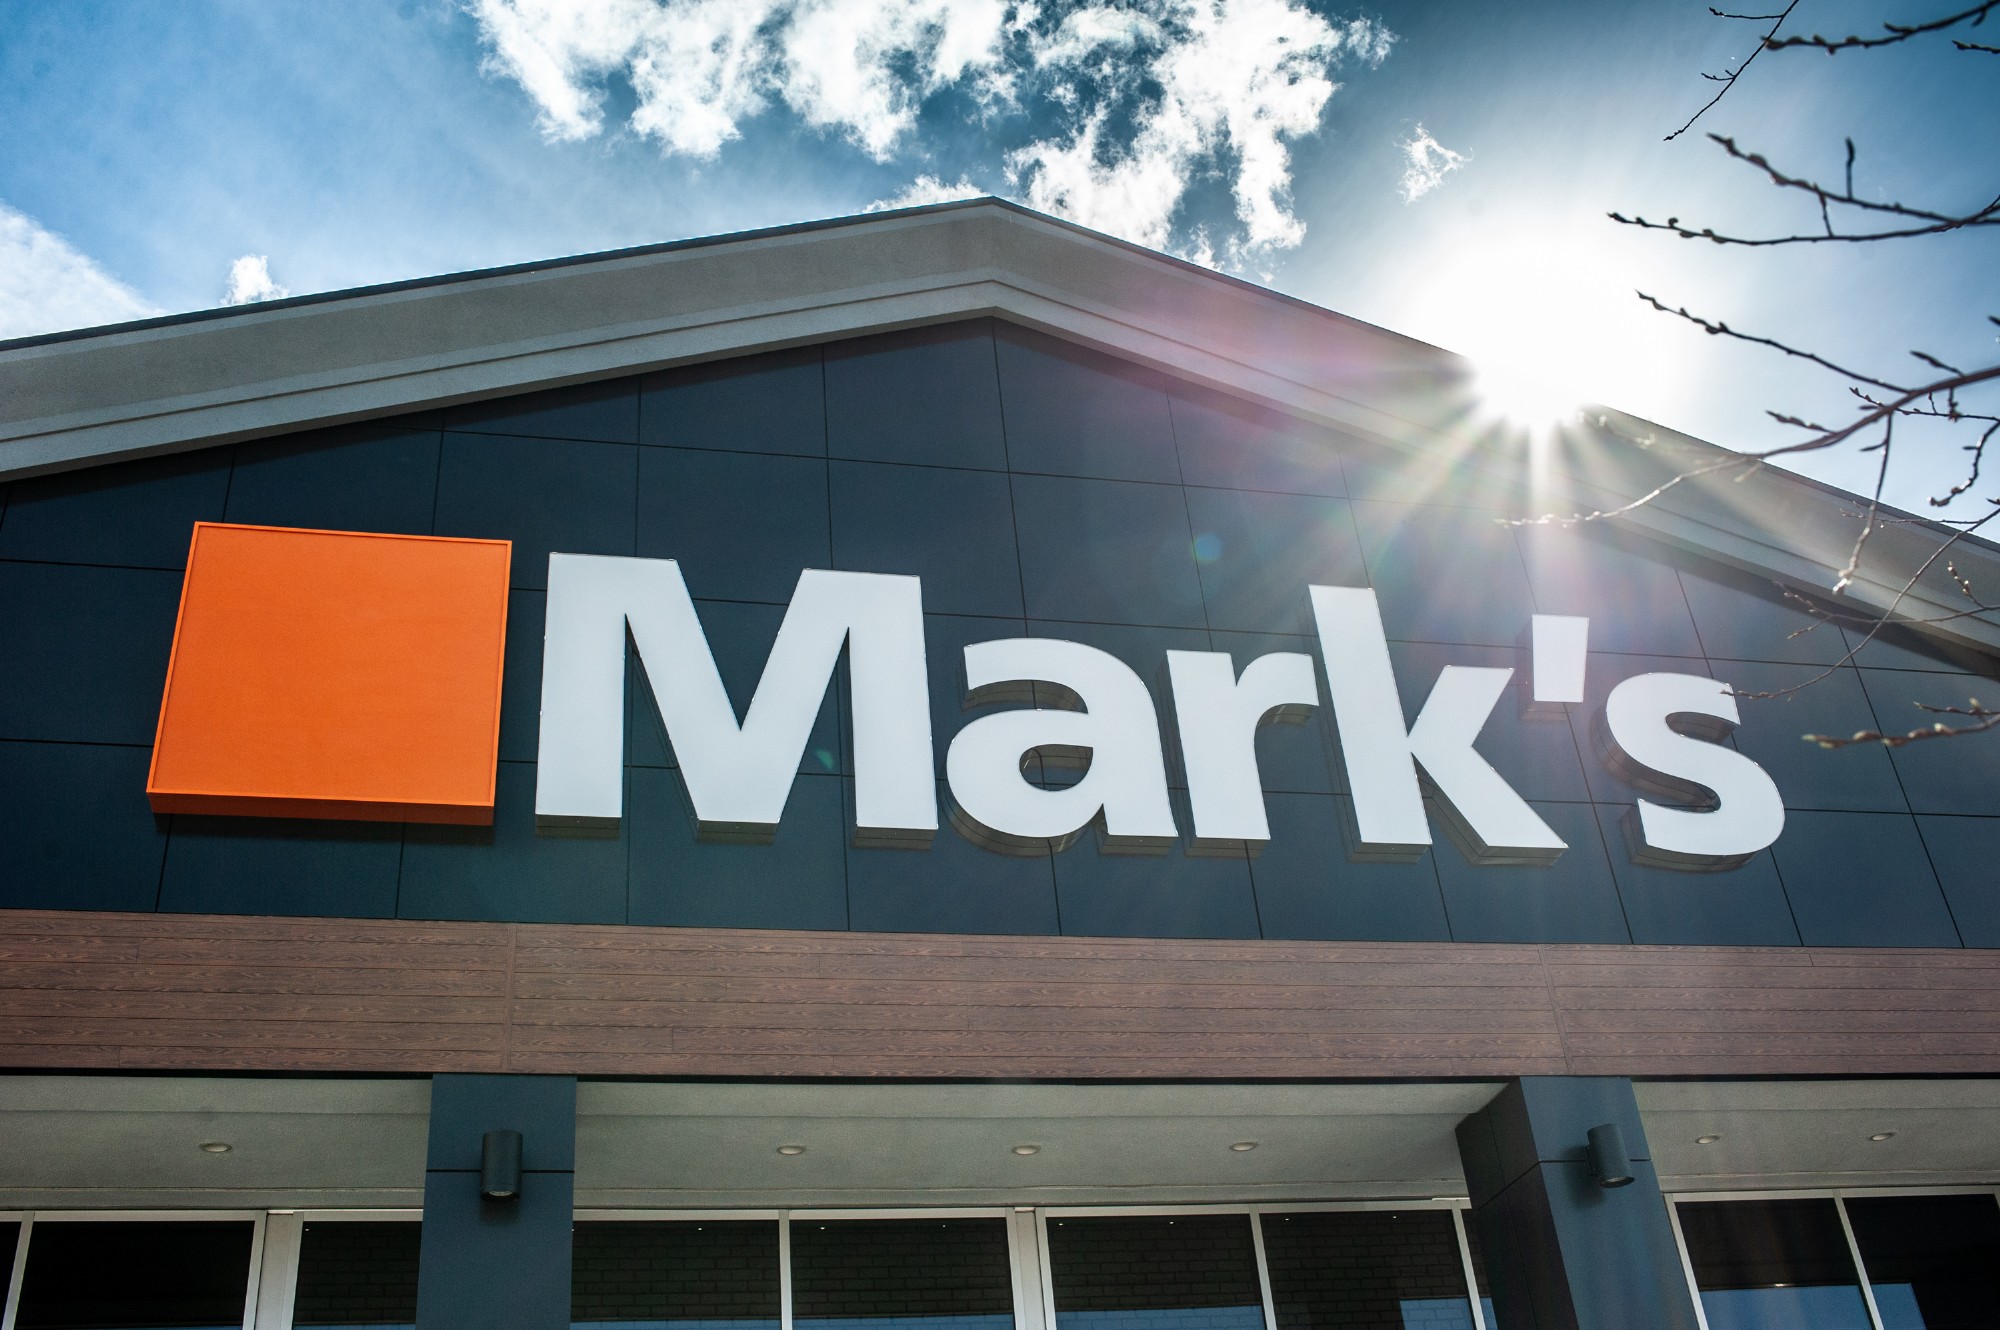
[535,553,935,840]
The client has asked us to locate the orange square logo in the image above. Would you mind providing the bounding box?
[148,523,511,824]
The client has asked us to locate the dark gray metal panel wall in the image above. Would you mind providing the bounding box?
[1457,1078,1701,1330]
[416,1074,576,1330]
[2,318,1996,946]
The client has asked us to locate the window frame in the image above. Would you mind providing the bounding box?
[41,1188,2000,1330]
[253,1207,421,1330]
[568,1201,1491,1330]
[0,1208,269,1330]
[572,1207,1025,1330]
[1034,1200,1488,1330]
[1666,1186,2000,1330]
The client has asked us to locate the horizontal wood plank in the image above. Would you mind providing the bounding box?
[1,909,1996,1078]
[505,998,1564,1035]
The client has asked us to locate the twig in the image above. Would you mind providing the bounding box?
[1933,418,2000,505]
[1718,512,2000,713]
[1807,702,2000,747]
[1634,294,1906,390]
[1611,137,2000,246]
[1667,1,1799,140]
[1768,0,1997,52]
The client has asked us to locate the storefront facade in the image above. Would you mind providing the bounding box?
[2,200,1998,1328]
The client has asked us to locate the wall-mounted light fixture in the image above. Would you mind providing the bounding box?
[1586,1123,1635,1188]
[481,1129,523,1200]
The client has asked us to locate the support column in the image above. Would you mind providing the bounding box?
[415,1073,577,1330]
[1455,1077,1699,1330]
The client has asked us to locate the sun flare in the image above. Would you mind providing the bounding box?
[1390,222,1679,438]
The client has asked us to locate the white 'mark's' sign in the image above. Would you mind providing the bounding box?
[534,554,1785,871]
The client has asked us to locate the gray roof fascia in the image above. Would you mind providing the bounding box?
[3,198,1994,657]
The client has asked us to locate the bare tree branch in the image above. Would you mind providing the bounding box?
[1602,4,2000,747]
[1932,417,2000,504]
[1767,0,1997,52]
[1633,294,1907,390]
[1715,513,2000,714]
[1666,1,1800,140]
[1610,136,2000,246]
[1807,701,2000,747]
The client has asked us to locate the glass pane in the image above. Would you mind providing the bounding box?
[1845,1193,2000,1330]
[791,1218,1014,1330]
[1046,1215,1265,1330]
[1,1222,18,1310]
[1677,1199,1873,1330]
[293,1222,421,1329]
[1263,1211,1476,1330]
[572,1220,781,1330]
[15,1221,254,1330]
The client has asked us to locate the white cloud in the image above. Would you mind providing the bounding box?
[624,0,780,158]
[469,0,1395,262]
[782,0,1016,159]
[470,0,1017,162]
[1398,124,1467,203]
[472,0,683,143]
[1010,1,1392,259]
[0,202,159,340]
[223,254,290,306]
[866,174,989,210]
[1031,7,1161,68]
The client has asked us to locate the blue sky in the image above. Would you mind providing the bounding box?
[2,0,1994,517]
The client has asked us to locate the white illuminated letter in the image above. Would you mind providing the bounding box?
[945,638,1178,854]
[1166,650,1319,851]
[1310,585,1566,864]
[536,554,935,841]
[1600,672,1785,869]
[1525,614,1589,716]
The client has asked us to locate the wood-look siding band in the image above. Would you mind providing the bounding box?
[1,909,1996,1079]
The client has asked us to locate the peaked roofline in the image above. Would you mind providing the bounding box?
[4,198,1995,656]
[0,197,1362,354]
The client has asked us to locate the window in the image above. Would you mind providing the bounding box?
[12,1221,255,1330]
[1842,1195,2000,1330]
[0,1222,18,1314]
[291,1222,421,1329]
[571,1220,781,1330]
[565,1208,1490,1330]
[1262,1211,1478,1330]
[1676,1195,2000,1330]
[792,1219,1013,1330]
[1044,1215,1266,1330]
[1677,1198,1873,1330]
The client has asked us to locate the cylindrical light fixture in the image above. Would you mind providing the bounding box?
[1586,1123,1635,1188]
[481,1129,523,1200]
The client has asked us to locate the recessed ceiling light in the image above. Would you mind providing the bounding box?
[776,1144,806,1156]
[1012,1144,1041,1156]
[1696,1134,1722,1145]
[1869,1131,1896,1142]
[1230,1141,1258,1152]
[198,1142,232,1154]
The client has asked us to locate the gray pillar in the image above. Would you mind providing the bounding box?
[1456,1077,1699,1330]
[415,1073,577,1330]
